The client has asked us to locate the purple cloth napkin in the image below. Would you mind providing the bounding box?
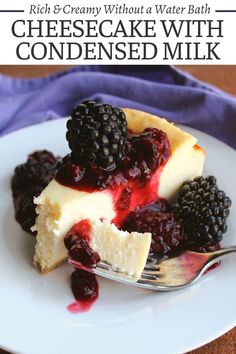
[0,65,235,148]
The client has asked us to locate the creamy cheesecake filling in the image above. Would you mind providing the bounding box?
[90,220,151,278]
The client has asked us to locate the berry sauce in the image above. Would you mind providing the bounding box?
[65,219,92,245]
[56,128,171,227]
[64,219,100,268]
[64,220,100,313]
[67,269,99,314]
[67,297,98,314]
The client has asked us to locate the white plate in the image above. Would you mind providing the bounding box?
[0,119,235,354]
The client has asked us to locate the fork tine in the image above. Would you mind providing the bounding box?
[141,273,159,281]
[142,269,162,276]
[144,265,161,271]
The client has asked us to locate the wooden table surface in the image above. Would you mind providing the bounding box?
[0,65,235,354]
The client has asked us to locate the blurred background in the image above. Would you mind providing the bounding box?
[0,65,236,96]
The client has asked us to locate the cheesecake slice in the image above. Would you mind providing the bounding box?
[88,219,151,280]
[33,108,205,273]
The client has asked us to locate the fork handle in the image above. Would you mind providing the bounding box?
[208,246,236,260]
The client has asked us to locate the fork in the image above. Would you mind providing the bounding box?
[68,246,236,291]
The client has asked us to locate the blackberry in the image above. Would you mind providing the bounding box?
[122,207,184,256]
[11,150,60,234]
[66,100,127,169]
[177,176,232,247]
